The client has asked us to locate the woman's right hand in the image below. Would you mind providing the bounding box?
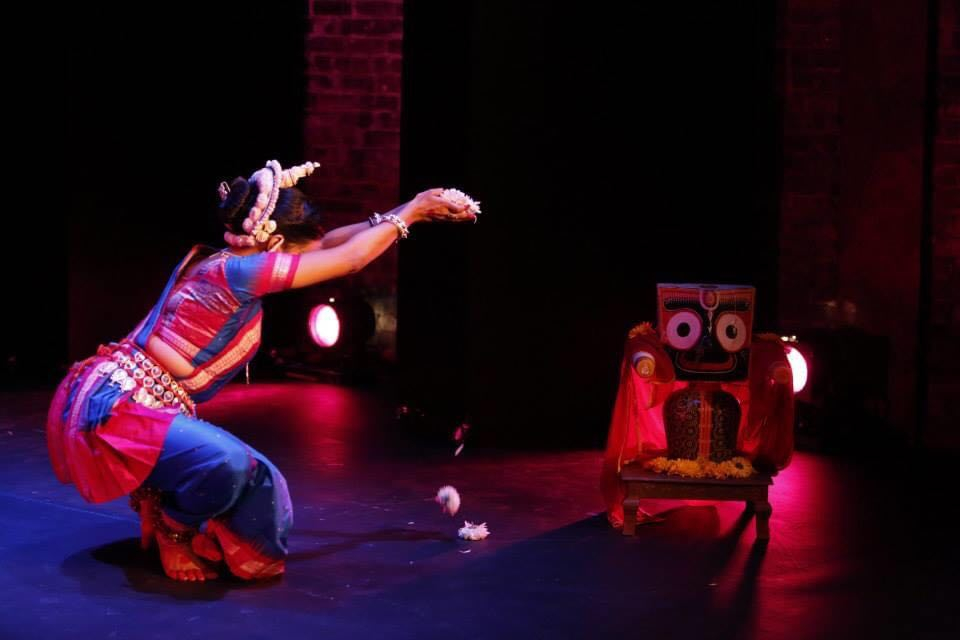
[400,189,477,225]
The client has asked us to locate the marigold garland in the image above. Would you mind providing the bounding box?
[628,322,656,339]
[644,456,755,479]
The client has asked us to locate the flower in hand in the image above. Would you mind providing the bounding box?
[440,188,481,216]
[408,188,479,224]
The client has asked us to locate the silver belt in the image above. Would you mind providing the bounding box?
[94,342,196,415]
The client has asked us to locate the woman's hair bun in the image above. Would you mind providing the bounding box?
[218,177,253,229]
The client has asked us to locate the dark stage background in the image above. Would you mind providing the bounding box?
[63,1,308,361]
[12,1,781,450]
[5,1,309,386]
[399,2,780,447]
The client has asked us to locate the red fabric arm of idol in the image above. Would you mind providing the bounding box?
[737,335,795,472]
[601,324,678,527]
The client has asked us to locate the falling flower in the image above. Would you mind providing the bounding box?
[453,422,471,442]
[435,485,461,516]
[458,521,490,541]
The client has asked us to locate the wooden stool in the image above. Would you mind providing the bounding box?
[620,463,773,540]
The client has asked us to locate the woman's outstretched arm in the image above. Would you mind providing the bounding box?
[319,204,406,249]
[290,189,474,289]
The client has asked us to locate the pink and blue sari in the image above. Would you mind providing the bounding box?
[46,245,301,579]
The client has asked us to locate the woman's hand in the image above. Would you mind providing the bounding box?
[400,189,478,225]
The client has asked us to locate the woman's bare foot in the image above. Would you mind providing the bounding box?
[205,519,284,580]
[132,492,218,582]
[191,530,224,563]
[155,533,219,582]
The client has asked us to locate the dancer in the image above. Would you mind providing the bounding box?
[46,160,476,581]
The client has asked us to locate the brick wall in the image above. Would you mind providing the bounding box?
[930,0,960,449]
[778,0,941,442]
[778,0,842,329]
[304,0,404,358]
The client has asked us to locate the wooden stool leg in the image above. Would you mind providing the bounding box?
[623,494,639,536]
[753,500,772,541]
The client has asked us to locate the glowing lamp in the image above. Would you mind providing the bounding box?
[308,304,340,347]
[785,345,808,394]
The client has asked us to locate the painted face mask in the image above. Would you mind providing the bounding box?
[657,283,755,382]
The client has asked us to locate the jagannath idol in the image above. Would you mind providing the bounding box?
[601,283,796,527]
[46,160,480,581]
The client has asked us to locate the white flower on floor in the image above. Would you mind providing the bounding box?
[440,188,482,215]
[436,485,461,516]
[458,521,489,541]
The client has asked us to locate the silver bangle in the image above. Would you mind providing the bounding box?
[382,213,409,239]
[368,212,383,227]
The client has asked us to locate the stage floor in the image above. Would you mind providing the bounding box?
[0,383,956,639]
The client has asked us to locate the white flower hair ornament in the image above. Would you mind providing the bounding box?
[221,160,321,248]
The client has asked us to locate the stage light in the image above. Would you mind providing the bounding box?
[309,304,341,347]
[262,289,378,383]
[785,345,808,394]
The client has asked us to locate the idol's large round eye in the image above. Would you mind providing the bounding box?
[716,313,747,352]
[665,311,702,350]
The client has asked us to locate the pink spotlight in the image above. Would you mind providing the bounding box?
[785,345,808,394]
[309,304,340,347]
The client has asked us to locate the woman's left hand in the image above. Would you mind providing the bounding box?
[403,189,478,224]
